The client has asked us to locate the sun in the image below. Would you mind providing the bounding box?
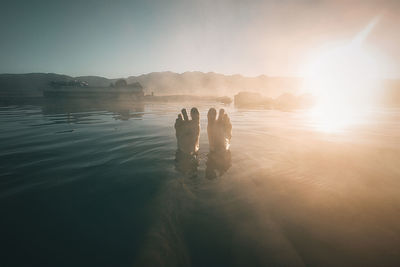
[302,17,386,133]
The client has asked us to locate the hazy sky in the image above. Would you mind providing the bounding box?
[1,0,399,77]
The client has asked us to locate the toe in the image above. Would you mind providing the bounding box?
[175,114,183,129]
[181,108,189,121]
[218,109,225,121]
[190,107,200,122]
[223,113,231,125]
[207,108,217,123]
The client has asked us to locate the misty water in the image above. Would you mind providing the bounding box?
[1,99,400,266]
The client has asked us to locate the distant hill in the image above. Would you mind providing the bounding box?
[1,72,399,106]
[0,72,302,98]
[128,71,302,97]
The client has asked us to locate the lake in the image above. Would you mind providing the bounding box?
[1,99,400,266]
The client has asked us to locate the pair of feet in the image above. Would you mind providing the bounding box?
[174,107,232,155]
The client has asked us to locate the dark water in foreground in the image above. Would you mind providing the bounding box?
[1,99,400,267]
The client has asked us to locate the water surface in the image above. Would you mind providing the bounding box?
[1,99,400,266]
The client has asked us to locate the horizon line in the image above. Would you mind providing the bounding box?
[1,71,399,80]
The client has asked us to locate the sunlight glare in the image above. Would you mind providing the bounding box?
[303,17,386,132]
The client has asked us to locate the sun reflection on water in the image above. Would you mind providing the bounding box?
[307,103,367,133]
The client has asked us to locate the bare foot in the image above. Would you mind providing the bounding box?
[207,108,232,152]
[174,108,200,155]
